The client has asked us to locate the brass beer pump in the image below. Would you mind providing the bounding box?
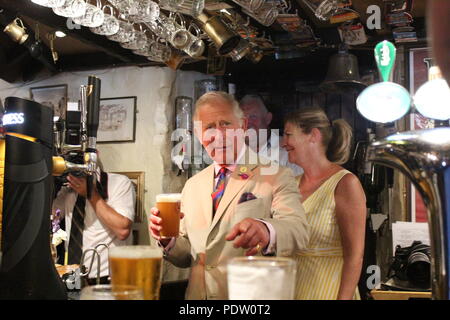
[52,76,101,199]
[368,128,450,299]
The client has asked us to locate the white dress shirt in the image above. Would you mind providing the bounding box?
[52,173,136,278]
[257,134,303,177]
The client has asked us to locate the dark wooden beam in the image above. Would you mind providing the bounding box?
[0,0,140,64]
[58,52,162,72]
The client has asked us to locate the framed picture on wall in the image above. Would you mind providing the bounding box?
[30,84,68,119]
[113,171,145,223]
[98,96,137,143]
[408,47,433,223]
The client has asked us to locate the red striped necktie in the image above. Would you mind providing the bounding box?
[211,166,228,215]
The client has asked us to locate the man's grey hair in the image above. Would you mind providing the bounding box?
[193,91,244,123]
[239,94,269,114]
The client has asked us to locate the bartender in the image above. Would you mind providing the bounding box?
[52,161,135,284]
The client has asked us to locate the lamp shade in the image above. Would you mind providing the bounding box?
[356,82,411,123]
[356,40,411,123]
[414,68,450,121]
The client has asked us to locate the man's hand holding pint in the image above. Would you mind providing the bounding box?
[149,207,184,247]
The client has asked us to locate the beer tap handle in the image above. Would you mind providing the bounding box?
[79,85,88,152]
[84,76,101,186]
[79,248,101,284]
[87,76,100,148]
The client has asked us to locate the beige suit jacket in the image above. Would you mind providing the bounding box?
[164,150,310,300]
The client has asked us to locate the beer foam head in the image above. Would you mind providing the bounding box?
[156,193,182,203]
[109,245,163,259]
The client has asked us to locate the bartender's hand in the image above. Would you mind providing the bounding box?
[149,207,184,247]
[67,174,89,198]
[225,218,270,256]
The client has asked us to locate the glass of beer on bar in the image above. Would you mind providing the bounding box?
[80,284,144,300]
[109,246,163,300]
[156,193,182,238]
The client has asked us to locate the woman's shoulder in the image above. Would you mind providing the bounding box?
[334,169,364,197]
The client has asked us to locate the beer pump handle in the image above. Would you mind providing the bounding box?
[87,76,100,142]
[86,76,101,200]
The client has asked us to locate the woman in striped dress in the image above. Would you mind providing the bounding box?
[282,108,366,300]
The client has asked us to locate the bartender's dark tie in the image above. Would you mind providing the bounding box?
[68,195,86,264]
[211,166,227,215]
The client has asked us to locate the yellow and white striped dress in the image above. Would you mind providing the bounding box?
[295,169,360,300]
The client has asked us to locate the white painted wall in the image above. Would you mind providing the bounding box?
[0,65,214,281]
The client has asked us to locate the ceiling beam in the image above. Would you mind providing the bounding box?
[58,52,163,72]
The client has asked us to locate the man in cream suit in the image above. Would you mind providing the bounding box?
[150,91,309,300]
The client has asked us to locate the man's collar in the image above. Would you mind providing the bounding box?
[213,145,247,176]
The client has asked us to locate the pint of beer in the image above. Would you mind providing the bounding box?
[156,193,182,238]
[109,246,163,300]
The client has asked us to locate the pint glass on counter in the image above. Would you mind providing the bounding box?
[227,256,297,300]
[109,246,163,300]
[156,193,182,238]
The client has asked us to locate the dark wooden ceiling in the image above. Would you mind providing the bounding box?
[0,0,427,83]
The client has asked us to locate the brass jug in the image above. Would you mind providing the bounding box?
[3,18,29,45]
[196,11,241,56]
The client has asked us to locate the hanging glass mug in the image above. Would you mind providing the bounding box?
[242,2,279,27]
[107,21,137,43]
[156,12,177,40]
[230,0,264,12]
[126,0,160,24]
[302,0,339,21]
[132,38,155,56]
[175,0,205,17]
[90,5,120,36]
[73,0,104,28]
[121,26,148,50]
[107,0,131,12]
[158,0,184,13]
[248,0,264,11]
[141,0,161,24]
[147,20,169,39]
[31,0,66,8]
[184,23,205,58]
[159,0,204,17]
[169,13,191,50]
[53,0,87,18]
[149,38,172,62]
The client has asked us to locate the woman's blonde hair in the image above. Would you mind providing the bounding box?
[285,107,353,165]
